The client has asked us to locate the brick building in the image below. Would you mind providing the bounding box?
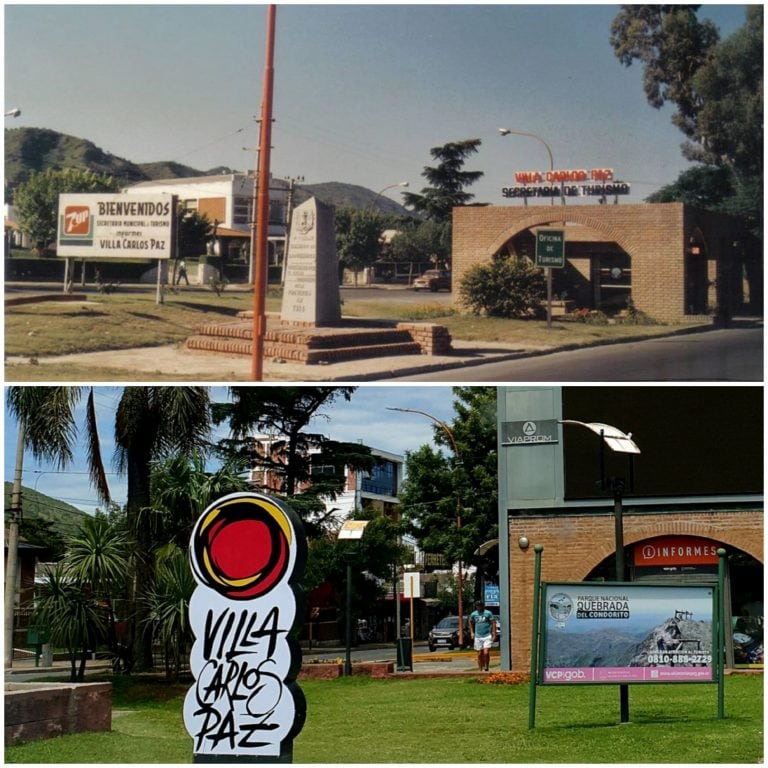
[496,386,763,672]
[453,203,762,322]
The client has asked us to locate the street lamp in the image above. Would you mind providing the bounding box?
[338,519,370,676]
[498,127,561,207]
[387,406,465,646]
[369,181,409,213]
[5,108,21,118]
[560,419,640,723]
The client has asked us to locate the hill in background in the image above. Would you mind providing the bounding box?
[5,126,412,215]
[4,481,89,540]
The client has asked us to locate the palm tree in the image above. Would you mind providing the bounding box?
[7,386,212,671]
[34,560,107,682]
[5,387,109,666]
[114,387,211,669]
[143,544,196,680]
[148,452,250,549]
[65,515,129,671]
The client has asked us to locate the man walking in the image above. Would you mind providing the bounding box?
[469,600,497,672]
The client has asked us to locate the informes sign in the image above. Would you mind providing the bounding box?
[535,229,565,268]
[57,193,174,259]
[634,536,720,568]
[541,582,716,685]
[184,492,307,761]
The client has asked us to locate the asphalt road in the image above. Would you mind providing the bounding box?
[391,325,763,382]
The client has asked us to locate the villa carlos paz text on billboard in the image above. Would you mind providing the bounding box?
[57,193,174,259]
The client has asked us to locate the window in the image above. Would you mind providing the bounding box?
[361,460,398,496]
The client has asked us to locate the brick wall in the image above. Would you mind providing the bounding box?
[5,682,112,745]
[505,508,762,670]
[452,203,752,322]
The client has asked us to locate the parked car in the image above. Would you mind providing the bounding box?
[428,615,471,651]
[412,269,451,292]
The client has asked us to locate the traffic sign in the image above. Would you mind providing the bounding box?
[535,229,565,268]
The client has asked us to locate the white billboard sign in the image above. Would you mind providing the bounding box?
[57,193,174,259]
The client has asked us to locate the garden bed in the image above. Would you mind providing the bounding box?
[298,661,394,679]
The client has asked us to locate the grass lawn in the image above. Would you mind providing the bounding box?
[5,673,762,763]
[4,288,705,381]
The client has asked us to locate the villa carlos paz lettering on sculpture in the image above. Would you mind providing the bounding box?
[184,493,307,761]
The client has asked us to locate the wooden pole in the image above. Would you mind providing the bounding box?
[251,4,276,381]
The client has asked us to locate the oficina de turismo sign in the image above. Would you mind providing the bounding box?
[541,582,716,684]
[184,492,307,762]
[501,167,631,200]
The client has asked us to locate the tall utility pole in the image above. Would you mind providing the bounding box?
[4,420,25,667]
[251,4,276,381]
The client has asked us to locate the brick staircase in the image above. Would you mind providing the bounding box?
[185,316,452,365]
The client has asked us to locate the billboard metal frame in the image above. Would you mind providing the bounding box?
[528,544,727,728]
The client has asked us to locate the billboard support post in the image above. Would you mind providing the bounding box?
[717,548,727,719]
[528,543,543,730]
[156,259,163,305]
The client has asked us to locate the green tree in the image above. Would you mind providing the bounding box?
[178,208,211,259]
[459,255,546,317]
[398,388,498,584]
[13,168,117,254]
[148,452,251,551]
[611,5,763,233]
[114,387,211,669]
[388,220,452,270]
[143,544,196,680]
[212,386,374,535]
[34,561,107,682]
[402,139,484,223]
[34,515,128,681]
[6,387,110,505]
[64,514,130,673]
[645,165,734,206]
[335,207,384,284]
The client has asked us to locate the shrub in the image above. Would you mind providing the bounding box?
[459,255,546,317]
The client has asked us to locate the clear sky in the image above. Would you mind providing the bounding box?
[3,385,461,515]
[4,3,749,206]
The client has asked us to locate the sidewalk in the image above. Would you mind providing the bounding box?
[5,337,541,382]
[5,648,492,679]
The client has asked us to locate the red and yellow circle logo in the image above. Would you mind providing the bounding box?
[190,494,293,600]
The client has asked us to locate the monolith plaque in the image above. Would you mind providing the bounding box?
[280,197,341,325]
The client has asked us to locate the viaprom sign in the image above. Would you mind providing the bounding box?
[184,492,307,762]
[57,193,174,259]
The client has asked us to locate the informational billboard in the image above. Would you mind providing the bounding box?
[57,193,174,259]
[541,582,716,684]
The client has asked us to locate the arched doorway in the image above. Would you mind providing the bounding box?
[495,223,633,315]
[584,534,763,668]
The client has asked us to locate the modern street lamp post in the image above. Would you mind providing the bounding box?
[337,520,370,676]
[560,419,640,723]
